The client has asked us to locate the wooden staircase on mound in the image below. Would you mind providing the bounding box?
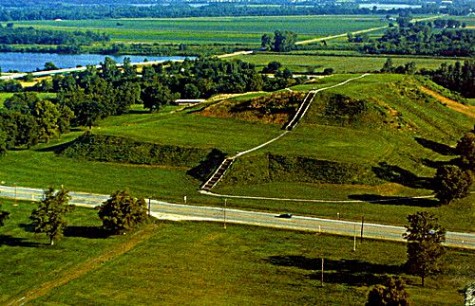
[283,91,316,131]
[200,158,234,191]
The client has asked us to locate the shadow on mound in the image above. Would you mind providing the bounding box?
[267,255,402,286]
[187,148,226,182]
[34,139,76,153]
[415,137,457,156]
[64,226,111,239]
[0,235,41,247]
[372,162,433,189]
[348,194,439,207]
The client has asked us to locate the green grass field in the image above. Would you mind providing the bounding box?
[0,74,473,232]
[16,15,388,45]
[1,201,473,305]
[234,53,460,73]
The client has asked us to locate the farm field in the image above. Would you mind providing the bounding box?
[15,15,389,45]
[235,53,460,73]
[1,201,473,305]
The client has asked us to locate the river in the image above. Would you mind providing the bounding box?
[0,52,190,73]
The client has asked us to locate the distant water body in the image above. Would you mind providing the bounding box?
[0,52,190,73]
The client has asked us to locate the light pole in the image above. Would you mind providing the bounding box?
[148,198,151,217]
[223,198,227,230]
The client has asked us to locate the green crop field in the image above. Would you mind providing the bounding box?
[234,53,460,73]
[16,15,388,45]
[1,201,473,305]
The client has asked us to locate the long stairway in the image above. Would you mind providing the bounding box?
[283,91,316,130]
[200,158,234,191]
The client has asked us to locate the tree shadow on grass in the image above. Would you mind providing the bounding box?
[415,137,457,156]
[347,194,440,207]
[372,162,433,189]
[19,223,35,233]
[0,235,41,247]
[34,139,76,153]
[420,158,456,169]
[267,255,402,286]
[63,226,111,239]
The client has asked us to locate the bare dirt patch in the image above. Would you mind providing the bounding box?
[420,87,475,118]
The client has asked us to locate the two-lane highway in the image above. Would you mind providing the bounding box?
[1,185,474,250]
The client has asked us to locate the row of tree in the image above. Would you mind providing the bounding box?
[0,3,463,21]
[0,92,73,151]
[355,19,475,56]
[261,30,297,52]
[433,126,475,204]
[427,60,475,98]
[0,57,300,152]
[0,187,148,246]
[0,24,109,46]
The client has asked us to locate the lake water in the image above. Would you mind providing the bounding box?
[0,52,190,73]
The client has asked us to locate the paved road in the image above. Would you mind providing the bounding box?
[1,185,474,250]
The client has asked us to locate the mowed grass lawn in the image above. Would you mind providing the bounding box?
[1,201,472,305]
[1,74,474,230]
[16,15,387,45]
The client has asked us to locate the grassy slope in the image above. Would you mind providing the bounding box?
[0,74,473,230]
[0,201,472,305]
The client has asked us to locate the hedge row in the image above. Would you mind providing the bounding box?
[59,132,213,167]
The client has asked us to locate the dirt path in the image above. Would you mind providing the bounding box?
[6,224,157,306]
[420,87,475,118]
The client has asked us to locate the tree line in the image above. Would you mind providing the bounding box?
[0,24,109,46]
[0,56,300,153]
[355,18,475,57]
[1,186,148,246]
[0,2,470,21]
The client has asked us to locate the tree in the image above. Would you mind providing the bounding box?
[30,187,74,245]
[97,190,148,235]
[403,211,445,286]
[456,131,475,170]
[141,82,176,112]
[381,58,394,73]
[433,165,473,204]
[272,30,297,52]
[366,276,410,306]
[261,33,273,50]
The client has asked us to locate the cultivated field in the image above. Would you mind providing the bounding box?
[16,15,388,45]
[234,53,460,73]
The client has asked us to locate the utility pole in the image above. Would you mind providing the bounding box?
[223,198,227,230]
[148,198,151,217]
[360,215,365,243]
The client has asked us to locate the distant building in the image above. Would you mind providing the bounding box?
[174,99,206,105]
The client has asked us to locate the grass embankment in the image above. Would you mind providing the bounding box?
[0,201,473,305]
[0,74,473,231]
